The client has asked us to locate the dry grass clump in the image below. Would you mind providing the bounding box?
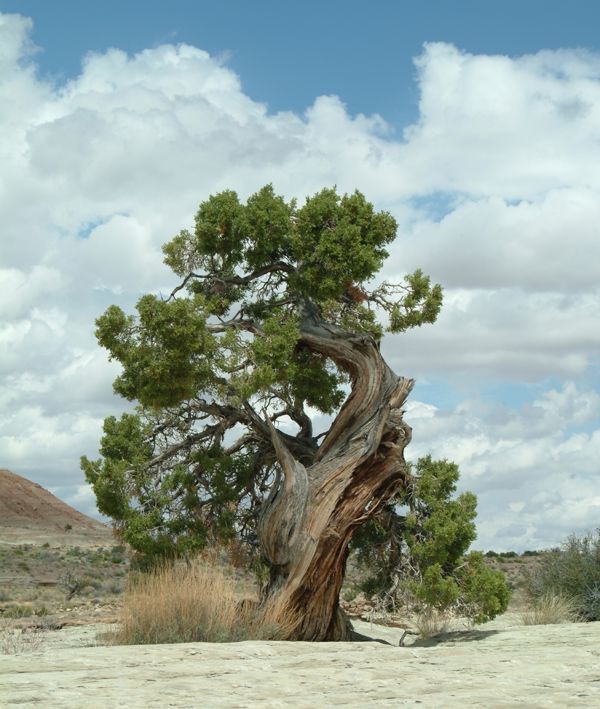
[413,607,451,639]
[0,621,46,654]
[520,592,581,626]
[110,557,287,645]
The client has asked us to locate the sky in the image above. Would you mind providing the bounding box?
[1,1,599,552]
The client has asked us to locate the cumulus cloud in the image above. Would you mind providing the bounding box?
[405,382,600,550]
[1,12,599,550]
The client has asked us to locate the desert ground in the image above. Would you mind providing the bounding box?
[1,612,600,707]
[2,469,599,707]
[2,537,599,708]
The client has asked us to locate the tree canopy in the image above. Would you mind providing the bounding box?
[82,185,442,564]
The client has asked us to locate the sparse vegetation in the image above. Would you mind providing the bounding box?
[0,542,129,616]
[413,607,451,639]
[520,592,581,625]
[525,529,600,621]
[111,558,287,645]
[2,604,35,619]
[0,622,46,655]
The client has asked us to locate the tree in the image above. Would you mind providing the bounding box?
[82,184,443,640]
[351,455,510,623]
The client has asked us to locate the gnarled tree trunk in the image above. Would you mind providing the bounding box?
[257,306,414,640]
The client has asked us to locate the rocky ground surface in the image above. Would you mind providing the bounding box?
[3,469,593,707]
[1,614,599,707]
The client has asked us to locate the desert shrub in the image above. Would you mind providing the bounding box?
[413,607,451,639]
[520,592,580,625]
[0,623,45,654]
[112,557,284,645]
[526,529,600,621]
[59,572,83,600]
[2,605,35,619]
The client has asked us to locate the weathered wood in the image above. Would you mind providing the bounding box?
[256,306,414,640]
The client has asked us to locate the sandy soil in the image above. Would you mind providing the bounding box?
[1,615,599,708]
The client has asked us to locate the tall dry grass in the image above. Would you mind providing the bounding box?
[413,607,451,639]
[110,557,291,645]
[520,592,581,626]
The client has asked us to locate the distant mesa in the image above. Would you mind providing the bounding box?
[0,468,113,546]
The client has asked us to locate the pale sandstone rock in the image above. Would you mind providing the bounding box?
[1,615,599,707]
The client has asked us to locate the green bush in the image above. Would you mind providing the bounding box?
[351,455,510,623]
[526,529,600,621]
[3,605,34,618]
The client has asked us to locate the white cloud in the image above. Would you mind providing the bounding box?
[396,189,600,292]
[405,383,600,550]
[403,43,600,198]
[0,13,599,548]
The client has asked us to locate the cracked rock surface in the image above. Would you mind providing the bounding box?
[1,616,600,707]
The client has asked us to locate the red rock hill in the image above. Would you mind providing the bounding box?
[0,468,113,545]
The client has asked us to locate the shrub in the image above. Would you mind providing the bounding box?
[526,529,600,621]
[2,605,35,619]
[0,623,45,654]
[111,557,286,645]
[60,572,84,600]
[520,592,580,625]
[413,607,451,639]
[351,456,511,624]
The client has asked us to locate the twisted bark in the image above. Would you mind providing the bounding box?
[257,306,414,640]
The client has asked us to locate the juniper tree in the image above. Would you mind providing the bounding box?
[82,184,444,640]
[351,455,510,623]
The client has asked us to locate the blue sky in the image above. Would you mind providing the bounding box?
[5,0,600,125]
[1,2,599,551]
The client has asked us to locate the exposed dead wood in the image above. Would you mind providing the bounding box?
[256,305,414,640]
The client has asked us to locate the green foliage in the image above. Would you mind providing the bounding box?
[388,270,443,333]
[96,296,216,407]
[291,189,396,300]
[84,184,443,569]
[526,529,600,621]
[351,455,510,623]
